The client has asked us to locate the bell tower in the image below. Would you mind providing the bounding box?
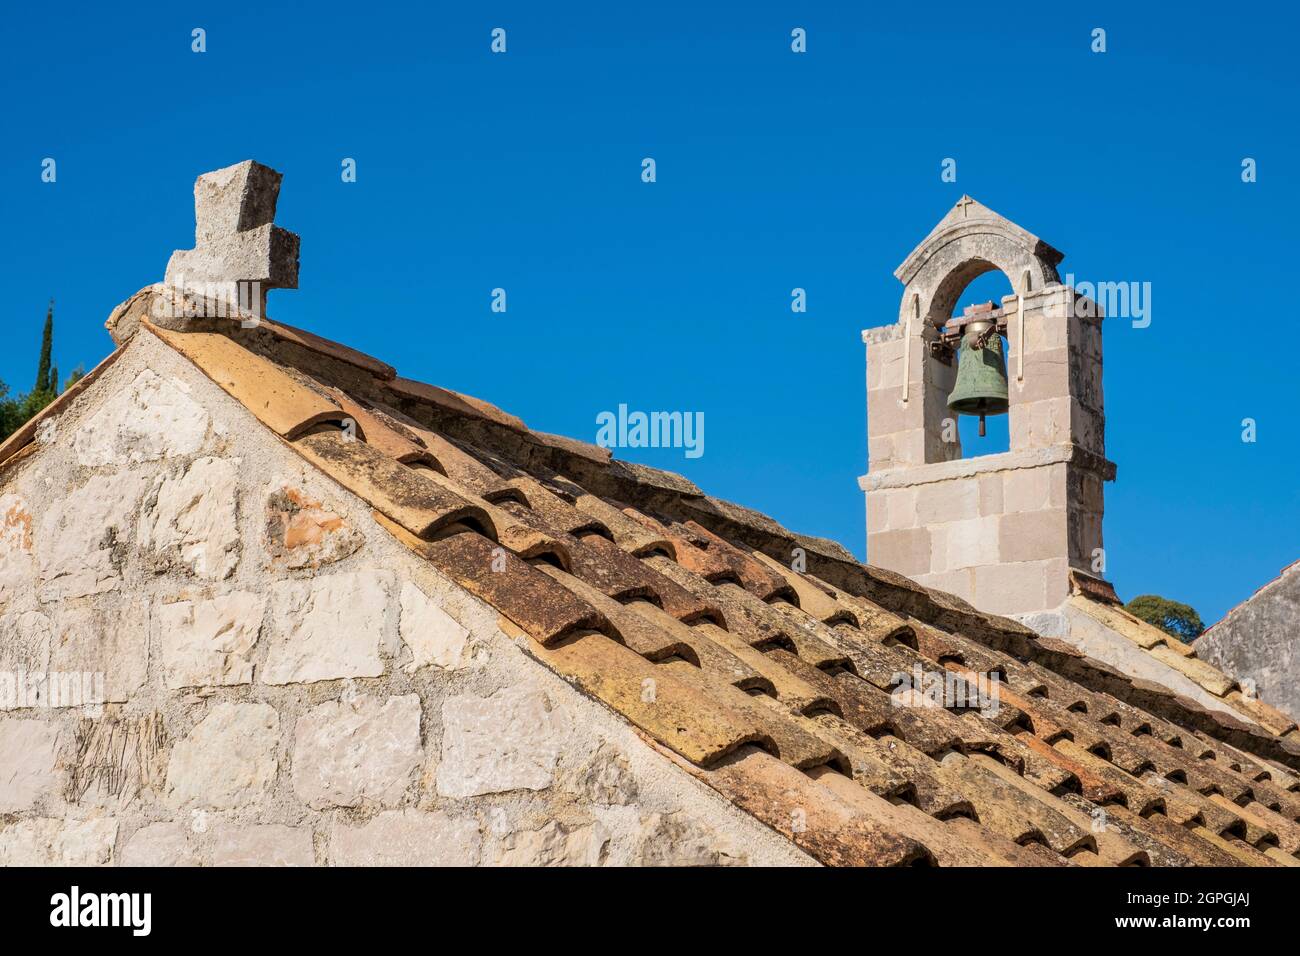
[858,196,1116,617]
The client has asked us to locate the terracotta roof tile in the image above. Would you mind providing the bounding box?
[934,753,1076,849]
[1209,795,1294,852]
[564,494,674,557]
[386,375,527,432]
[535,571,690,663]
[1225,691,1298,737]
[852,732,977,817]
[751,551,861,624]
[258,317,397,380]
[692,748,932,866]
[1098,801,1238,866]
[1189,826,1280,867]
[943,816,1073,866]
[533,634,774,766]
[558,533,719,624]
[504,477,611,538]
[149,323,345,438]
[624,510,736,580]
[678,521,796,602]
[295,430,492,540]
[831,591,916,644]
[325,389,438,466]
[379,519,608,646]
[801,766,991,865]
[961,754,1096,854]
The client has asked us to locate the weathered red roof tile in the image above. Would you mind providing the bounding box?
[386,375,527,431]
[149,322,346,438]
[694,748,933,866]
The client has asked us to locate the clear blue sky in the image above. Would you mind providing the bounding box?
[2,1,1296,624]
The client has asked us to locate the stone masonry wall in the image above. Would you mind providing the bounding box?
[0,331,812,866]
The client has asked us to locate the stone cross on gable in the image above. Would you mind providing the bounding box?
[163,160,299,322]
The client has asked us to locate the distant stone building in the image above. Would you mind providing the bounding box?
[1195,560,1300,722]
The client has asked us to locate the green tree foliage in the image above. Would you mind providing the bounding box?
[34,301,53,394]
[1125,594,1205,644]
[0,301,81,442]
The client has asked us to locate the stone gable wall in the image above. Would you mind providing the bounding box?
[0,331,811,867]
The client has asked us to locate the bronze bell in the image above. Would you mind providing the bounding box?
[947,318,1009,436]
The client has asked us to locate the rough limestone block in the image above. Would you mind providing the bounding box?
[869,338,906,391]
[999,509,1067,564]
[865,492,888,536]
[37,470,149,602]
[436,684,570,798]
[493,820,611,866]
[635,812,745,866]
[48,601,149,704]
[0,817,118,866]
[867,527,931,577]
[977,473,1004,517]
[292,694,423,809]
[0,717,63,812]
[138,457,241,580]
[1017,347,1069,404]
[0,493,35,607]
[264,482,364,569]
[398,582,473,672]
[1023,306,1068,354]
[867,383,922,436]
[0,611,54,710]
[262,570,392,685]
[892,428,927,467]
[973,561,1049,617]
[916,481,979,525]
[328,809,482,866]
[165,701,280,809]
[885,487,919,531]
[72,369,210,466]
[1002,467,1052,514]
[944,515,1001,571]
[927,524,949,573]
[213,824,314,866]
[1044,557,1070,609]
[119,821,200,866]
[64,712,168,809]
[156,592,266,689]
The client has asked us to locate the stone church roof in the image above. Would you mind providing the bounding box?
[4,163,1299,867]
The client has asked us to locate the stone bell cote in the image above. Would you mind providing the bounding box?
[858,196,1115,618]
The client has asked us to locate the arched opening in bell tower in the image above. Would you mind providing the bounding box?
[944,270,1014,457]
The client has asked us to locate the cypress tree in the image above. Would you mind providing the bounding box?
[34,300,53,395]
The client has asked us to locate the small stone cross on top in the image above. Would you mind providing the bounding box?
[164,160,300,321]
